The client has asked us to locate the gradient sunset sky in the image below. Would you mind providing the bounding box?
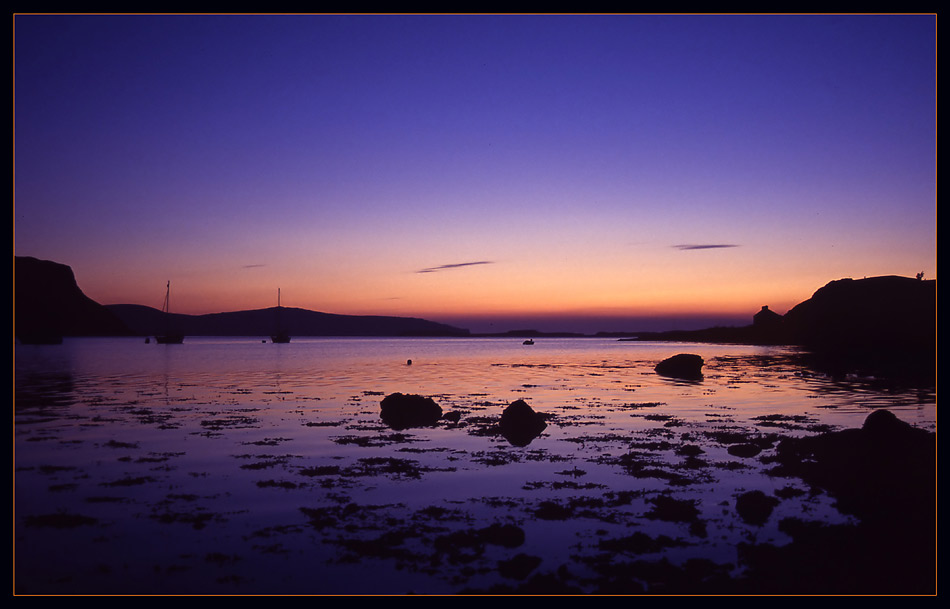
[14,14,936,333]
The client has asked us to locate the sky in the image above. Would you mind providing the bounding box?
[13,14,937,334]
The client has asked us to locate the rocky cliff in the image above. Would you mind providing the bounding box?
[781,275,935,355]
[15,256,132,341]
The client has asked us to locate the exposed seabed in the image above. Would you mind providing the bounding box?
[14,341,936,595]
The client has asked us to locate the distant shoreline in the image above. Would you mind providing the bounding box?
[15,257,936,382]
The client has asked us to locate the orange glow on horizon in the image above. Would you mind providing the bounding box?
[93,270,814,326]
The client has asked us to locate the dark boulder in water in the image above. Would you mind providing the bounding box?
[379,393,443,430]
[441,411,462,424]
[655,354,704,380]
[735,490,779,526]
[728,443,762,458]
[499,400,548,447]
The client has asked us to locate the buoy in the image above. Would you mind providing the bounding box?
[407,359,413,365]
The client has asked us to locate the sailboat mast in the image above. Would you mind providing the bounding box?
[271,287,291,342]
[155,280,184,344]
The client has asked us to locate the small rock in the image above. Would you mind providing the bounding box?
[379,393,443,430]
[655,353,704,380]
[499,399,548,447]
[735,490,779,526]
[728,443,762,458]
[481,523,525,548]
[676,444,704,457]
[645,494,701,523]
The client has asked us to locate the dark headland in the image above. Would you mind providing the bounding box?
[630,275,935,381]
[14,256,470,340]
[13,256,130,342]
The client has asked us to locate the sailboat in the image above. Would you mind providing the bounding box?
[154,281,184,344]
[271,288,291,343]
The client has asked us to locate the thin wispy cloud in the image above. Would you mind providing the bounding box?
[241,264,266,269]
[417,261,494,274]
[672,244,740,251]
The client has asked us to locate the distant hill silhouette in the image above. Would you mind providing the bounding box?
[106,304,471,337]
[14,256,470,339]
[15,256,132,341]
[13,257,935,365]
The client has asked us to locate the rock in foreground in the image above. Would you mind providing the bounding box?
[743,410,936,594]
[499,400,548,447]
[735,490,779,526]
[379,393,443,430]
[655,354,704,380]
[768,409,934,524]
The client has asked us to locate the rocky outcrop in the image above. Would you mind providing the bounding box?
[379,393,443,430]
[499,400,548,447]
[767,409,935,525]
[781,276,935,379]
[15,256,131,341]
[735,490,779,526]
[782,275,934,353]
[750,409,936,594]
[655,354,704,380]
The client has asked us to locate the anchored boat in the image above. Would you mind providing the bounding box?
[271,288,291,343]
[154,281,184,344]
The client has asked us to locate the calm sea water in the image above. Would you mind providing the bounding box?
[14,337,936,594]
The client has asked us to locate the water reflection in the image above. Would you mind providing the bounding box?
[13,338,936,594]
[14,371,75,411]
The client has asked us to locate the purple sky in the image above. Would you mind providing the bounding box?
[14,14,936,333]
